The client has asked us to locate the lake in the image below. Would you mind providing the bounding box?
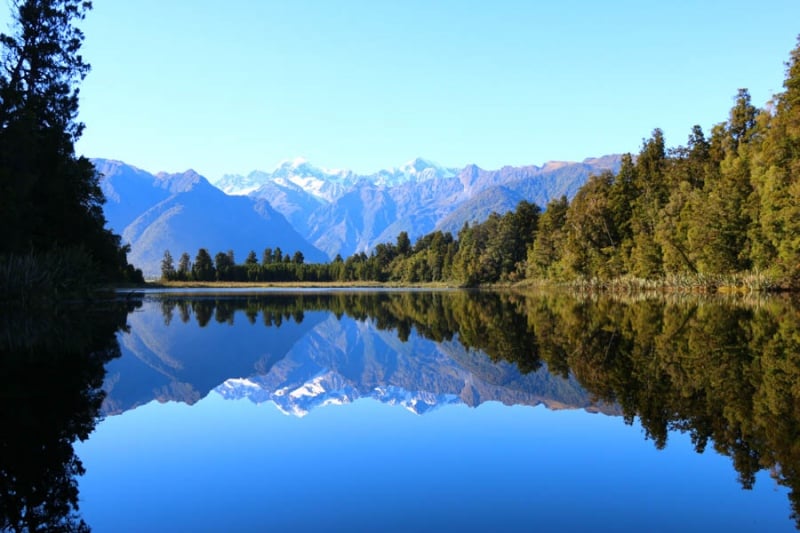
[2,289,799,532]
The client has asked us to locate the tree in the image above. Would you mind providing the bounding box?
[192,248,214,281]
[292,251,304,265]
[561,172,620,278]
[245,250,259,281]
[0,0,137,282]
[727,88,758,152]
[160,250,176,280]
[527,196,568,279]
[177,252,191,280]
[396,231,411,256]
[751,37,800,281]
[628,129,667,278]
[214,251,233,281]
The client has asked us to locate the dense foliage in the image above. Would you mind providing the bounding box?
[0,0,141,298]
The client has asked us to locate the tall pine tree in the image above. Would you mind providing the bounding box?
[0,0,139,283]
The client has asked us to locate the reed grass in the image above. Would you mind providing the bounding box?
[556,271,780,294]
[0,249,96,305]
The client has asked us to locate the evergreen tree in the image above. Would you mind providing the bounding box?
[527,196,568,279]
[396,231,411,256]
[160,250,176,280]
[243,250,258,280]
[214,250,234,281]
[628,129,667,278]
[192,248,214,281]
[0,0,138,283]
[654,127,712,274]
[608,153,637,265]
[751,37,800,281]
[177,252,191,281]
[560,172,620,278]
[727,88,759,152]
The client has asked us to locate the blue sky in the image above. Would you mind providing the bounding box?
[11,1,800,179]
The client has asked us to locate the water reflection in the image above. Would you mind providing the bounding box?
[522,292,800,524]
[0,300,134,532]
[5,290,800,531]
[103,292,608,418]
[103,289,800,527]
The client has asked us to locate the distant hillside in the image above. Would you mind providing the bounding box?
[97,155,621,269]
[219,156,622,258]
[96,159,327,277]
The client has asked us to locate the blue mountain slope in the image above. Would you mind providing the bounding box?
[96,160,326,277]
[98,155,623,265]
[96,159,173,230]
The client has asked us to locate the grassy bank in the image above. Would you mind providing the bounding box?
[141,271,795,294]
[513,271,786,294]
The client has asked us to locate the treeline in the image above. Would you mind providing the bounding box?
[160,247,344,282]
[160,230,457,283]
[162,38,800,289]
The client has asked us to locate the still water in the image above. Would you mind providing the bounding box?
[2,290,799,531]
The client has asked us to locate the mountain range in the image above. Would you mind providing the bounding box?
[97,155,621,276]
[101,299,614,418]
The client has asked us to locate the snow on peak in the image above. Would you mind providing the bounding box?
[401,157,440,173]
[211,157,459,198]
[275,156,312,171]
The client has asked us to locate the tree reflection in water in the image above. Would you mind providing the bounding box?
[4,289,800,530]
[153,290,800,527]
[0,300,135,532]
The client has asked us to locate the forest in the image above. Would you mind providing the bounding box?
[163,37,800,290]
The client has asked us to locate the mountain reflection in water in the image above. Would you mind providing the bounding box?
[105,291,611,419]
[3,290,800,531]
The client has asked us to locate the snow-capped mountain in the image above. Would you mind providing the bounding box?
[98,154,622,262]
[96,159,328,277]
[211,155,621,258]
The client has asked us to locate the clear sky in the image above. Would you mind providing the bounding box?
[12,0,800,179]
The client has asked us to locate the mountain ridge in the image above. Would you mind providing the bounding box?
[96,154,622,270]
[218,155,622,258]
[97,159,328,277]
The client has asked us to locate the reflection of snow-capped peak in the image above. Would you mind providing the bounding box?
[216,377,261,399]
[271,370,358,417]
[373,385,460,415]
[214,370,461,418]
